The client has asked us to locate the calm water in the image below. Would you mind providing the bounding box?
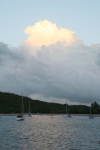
[0,115,100,150]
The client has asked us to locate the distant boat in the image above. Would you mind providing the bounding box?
[62,100,73,118]
[27,100,33,117]
[68,113,73,117]
[89,105,94,119]
[16,92,25,121]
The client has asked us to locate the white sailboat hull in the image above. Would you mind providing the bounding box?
[16,116,25,121]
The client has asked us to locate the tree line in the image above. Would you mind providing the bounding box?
[0,92,100,114]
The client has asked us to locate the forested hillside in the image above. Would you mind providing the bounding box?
[0,92,100,114]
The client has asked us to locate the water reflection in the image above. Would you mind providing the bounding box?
[0,115,100,150]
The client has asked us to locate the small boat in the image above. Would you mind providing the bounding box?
[27,112,33,117]
[16,114,24,121]
[62,100,73,118]
[89,114,94,119]
[68,113,73,117]
[89,105,94,119]
[27,100,33,117]
[16,92,25,121]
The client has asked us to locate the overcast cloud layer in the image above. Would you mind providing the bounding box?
[0,21,100,105]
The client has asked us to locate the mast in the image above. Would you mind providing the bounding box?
[22,91,23,114]
[66,100,67,115]
[90,105,91,114]
[29,100,30,112]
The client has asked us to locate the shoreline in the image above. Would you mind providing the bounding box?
[1,113,100,117]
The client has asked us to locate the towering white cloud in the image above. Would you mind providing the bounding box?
[24,20,83,49]
[0,20,100,105]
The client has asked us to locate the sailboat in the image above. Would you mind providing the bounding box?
[62,100,73,118]
[27,100,33,117]
[89,105,94,119]
[16,92,25,121]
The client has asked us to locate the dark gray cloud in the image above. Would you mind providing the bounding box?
[0,42,100,105]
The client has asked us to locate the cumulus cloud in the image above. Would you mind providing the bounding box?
[24,20,83,49]
[0,20,100,105]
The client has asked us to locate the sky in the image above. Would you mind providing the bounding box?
[0,0,100,105]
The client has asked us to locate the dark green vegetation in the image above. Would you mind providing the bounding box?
[0,92,100,114]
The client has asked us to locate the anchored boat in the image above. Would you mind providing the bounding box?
[16,92,25,121]
[62,100,73,118]
[27,100,33,117]
[89,105,94,119]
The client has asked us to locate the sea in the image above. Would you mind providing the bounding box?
[0,115,100,150]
